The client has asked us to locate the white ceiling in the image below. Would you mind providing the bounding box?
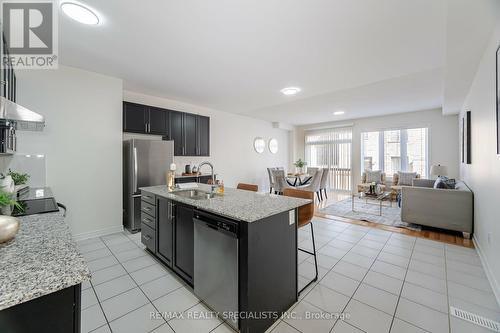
[57,0,497,125]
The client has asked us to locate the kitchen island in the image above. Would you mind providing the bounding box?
[0,211,90,333]
[140,184,311,333]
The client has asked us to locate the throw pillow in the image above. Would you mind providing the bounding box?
[434,177,446,189]
[397,171,417,186]
[365,170,382,183]
[434,176,456,189]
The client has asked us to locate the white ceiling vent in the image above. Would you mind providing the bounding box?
[450,306,500,332]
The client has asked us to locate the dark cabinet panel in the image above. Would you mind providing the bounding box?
[173,203,194,283]
[122,101,210,156]
[0,284,81,333]
[157,197,173,266]
[149,107,169,136]
[183,113,197,156]
[197,116,210,156]
[1,36,16,102]
[123,102,147,133]
[170,111,184,156]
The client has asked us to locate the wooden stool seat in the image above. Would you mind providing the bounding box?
[237,183,259,192]
[283,188,318,295]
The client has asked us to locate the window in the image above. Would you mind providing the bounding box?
[361,128,428,177]
[305,127,352,191]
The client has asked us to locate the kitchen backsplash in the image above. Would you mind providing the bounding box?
[0,154,46,187]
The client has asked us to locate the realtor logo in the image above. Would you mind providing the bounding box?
[1,1,58,69]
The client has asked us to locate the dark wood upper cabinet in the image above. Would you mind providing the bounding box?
[183,113,198,156]
[1,35,16,103]
[197,115,210,156]
[122,101,210,156]
[170,111,184,156]
[123,102,147,133]
[149,107,169,136]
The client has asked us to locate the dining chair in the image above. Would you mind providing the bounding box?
[283,188,317,295]
[237,183,258,192]
[297,169,323,201]
[267,168,276,193]
[272,169,292,195]
[319,168,329,200]
[307,167,318,175]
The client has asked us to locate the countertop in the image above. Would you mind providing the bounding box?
[140,184,311,222]
[0,211,90,311]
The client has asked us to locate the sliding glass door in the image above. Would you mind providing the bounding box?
[305,127,353,191]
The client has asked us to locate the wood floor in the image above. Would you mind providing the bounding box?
[313,190,474,248]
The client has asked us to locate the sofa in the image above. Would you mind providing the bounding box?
[401,179,473,238]
[357,171,387,193]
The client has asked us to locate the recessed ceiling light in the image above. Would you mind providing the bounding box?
[280,87,301,96]
[333,111,345,116]
[61,2,100,25]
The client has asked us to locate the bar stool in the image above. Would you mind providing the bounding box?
[283,188,318,294]
[237,183,259,192]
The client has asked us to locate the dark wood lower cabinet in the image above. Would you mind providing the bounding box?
[0,284,81,333]
[173,203,194,284]
[157,197,173,266]
[141,189,298,333]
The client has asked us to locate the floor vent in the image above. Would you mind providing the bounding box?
[450,306,500,332]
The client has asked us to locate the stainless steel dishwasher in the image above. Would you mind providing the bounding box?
[193,210,239,330]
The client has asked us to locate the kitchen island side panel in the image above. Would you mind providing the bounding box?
[239,209,298,333]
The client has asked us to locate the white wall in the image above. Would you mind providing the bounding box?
[294,108,459,187]
[123,91,290,191]
[13,66,123,238]
[459,20,500,301]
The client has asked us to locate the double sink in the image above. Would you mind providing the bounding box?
[173,189,216,200]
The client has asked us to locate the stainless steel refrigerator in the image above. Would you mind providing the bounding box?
[123,139,174,232]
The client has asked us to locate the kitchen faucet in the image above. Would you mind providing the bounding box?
[198,161,216,193]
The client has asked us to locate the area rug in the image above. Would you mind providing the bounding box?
[319,198,421,231]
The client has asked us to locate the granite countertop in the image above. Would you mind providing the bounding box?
[140,184,311,222]
[0,211,90,311]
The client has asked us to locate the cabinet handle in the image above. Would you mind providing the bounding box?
[144,235,152,241]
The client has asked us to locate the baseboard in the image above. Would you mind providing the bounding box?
[72,225,124,241]
[473,235,500,306]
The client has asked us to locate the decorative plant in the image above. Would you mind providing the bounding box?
[7,169,30,186]
[293,159,307,168]
[0,189,23,213]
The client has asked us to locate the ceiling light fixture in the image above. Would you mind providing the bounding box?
[61,2,100,25]
[280,87,301,96]
[333,111,345,116]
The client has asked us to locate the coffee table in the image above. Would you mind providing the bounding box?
[351,191,392,216]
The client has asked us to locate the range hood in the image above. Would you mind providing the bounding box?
[0,96,45,131]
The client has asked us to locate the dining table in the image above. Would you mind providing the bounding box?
[286,173,312,187]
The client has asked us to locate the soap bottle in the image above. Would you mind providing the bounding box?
[167,163,176,192]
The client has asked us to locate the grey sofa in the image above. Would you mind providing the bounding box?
[401,179,473,238]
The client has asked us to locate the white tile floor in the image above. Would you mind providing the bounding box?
[76,216,500,333]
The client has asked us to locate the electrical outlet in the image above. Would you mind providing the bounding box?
[488,232,492,245]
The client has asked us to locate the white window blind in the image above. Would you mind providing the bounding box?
[305,127,352,191]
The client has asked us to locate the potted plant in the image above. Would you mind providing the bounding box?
[7,169,30,186]
[293,159,307,174]
[0,189,23,216]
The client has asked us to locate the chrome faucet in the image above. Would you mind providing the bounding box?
[198,161,216,193]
